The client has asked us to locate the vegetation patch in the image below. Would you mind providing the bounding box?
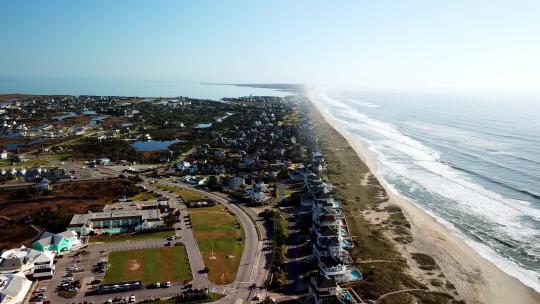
[411,253,440,271]
[188,204,244,284]
[155,184,204,201]
[260,209,289,289]
[129,190,161,201]
[104,246,191,284]
[0,179,139,234]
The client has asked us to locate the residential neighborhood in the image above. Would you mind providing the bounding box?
[0,92,462,304]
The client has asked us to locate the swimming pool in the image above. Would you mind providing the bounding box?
[342,290,354,301]
[341,239,351,248]
[350,269,362,281]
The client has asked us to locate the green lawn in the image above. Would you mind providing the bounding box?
[155,184,204,201]
[189,205,244,284]
[0,159,51,168]
[90,230,174,243]
[129,191,161,201]
[104,246,192,284]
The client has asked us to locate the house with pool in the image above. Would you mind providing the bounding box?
[309,274,364,304]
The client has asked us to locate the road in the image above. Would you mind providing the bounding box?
[154,180,271,304]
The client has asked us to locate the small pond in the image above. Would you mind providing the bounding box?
[131,139,181,152]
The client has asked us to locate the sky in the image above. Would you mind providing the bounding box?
[1,1,539,91]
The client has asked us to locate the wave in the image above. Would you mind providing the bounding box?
[446,162,540,200]
[434,119,540,144]
[311,90,540,292]
[347,99,380,108]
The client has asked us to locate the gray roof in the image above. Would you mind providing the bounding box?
[69,209,160,227]
[0,272,29,300]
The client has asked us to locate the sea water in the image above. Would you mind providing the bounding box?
[0,76,288,99]
[311,89,540,292]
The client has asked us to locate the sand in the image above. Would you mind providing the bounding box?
[307,92,540,304]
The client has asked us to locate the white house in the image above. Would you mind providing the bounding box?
[0,272,32,304]
[318,256,362,284]
[0,149,7,160]
[176,161,191,172]
[0,246,55,278]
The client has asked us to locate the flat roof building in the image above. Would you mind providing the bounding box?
[68,209,164,235]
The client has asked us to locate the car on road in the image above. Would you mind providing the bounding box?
[163,281,171,288]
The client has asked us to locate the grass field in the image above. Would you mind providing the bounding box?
[189,204,244,284]
[90,230,174,243]
[129,191,161,201]
[155,184,204,201]
[104,246,192,284]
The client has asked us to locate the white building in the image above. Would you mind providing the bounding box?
[0,272,32,304]
[68,210,164,236]
[0,150,7,160]
[0,246,55,278]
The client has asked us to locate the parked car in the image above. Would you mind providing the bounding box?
[183,283,192,289]
[129,295,136,303]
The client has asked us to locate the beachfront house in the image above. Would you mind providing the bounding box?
[309,273,364,304]
[318,256,363,284]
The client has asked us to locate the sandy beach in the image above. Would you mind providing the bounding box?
[307,92,540,304]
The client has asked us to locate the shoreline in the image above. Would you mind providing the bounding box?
[306,92,540,304]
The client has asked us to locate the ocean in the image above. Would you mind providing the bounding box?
[310,89,540,292]
[0,76,289,100]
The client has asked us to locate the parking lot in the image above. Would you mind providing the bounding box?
[34,235,183,304]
